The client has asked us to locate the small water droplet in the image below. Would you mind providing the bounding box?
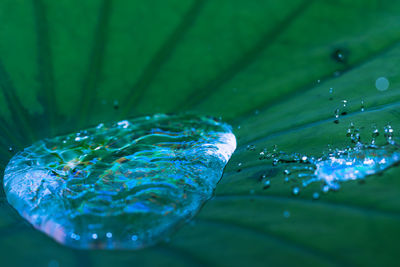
[384,124,394,144]
[340,100,348,116]
[372,126,379,137]
[237,163,242,172]
[106,232,113,238]
[375,77,389,91]
[361,100,365,112]
[113,100,119,110]
[333,70,342,77]
[329,87,334,100]
[8,147,13,152]
[334,108,340,124]
[263,180,271,189]
[283,169,291,175]
[332,48,348,63]
[322,185,330,193]
[246,144,256,151]
[312,192,320,200]
[283,210,290,218]
[317,79,321,84]
[292,187,300,195]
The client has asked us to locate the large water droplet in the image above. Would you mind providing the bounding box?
[375,77,389,91]
[3,114,236,249]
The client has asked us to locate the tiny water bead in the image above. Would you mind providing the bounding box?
[361,100,365,112]
[3,114,236,249]
[283,210,290,218]
[329,87,334,100]
[375,77,389,91]
[331,48,349,63]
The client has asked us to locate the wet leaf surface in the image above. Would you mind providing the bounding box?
[0,0,399,266]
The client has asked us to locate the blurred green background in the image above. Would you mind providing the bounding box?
[1,0,400,266]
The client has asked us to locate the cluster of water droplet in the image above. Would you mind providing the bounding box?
[246,121,399,199]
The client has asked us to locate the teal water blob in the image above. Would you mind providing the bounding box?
[3,114,236,249]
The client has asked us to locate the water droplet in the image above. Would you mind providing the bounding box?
[283,169,291,175]
[272,145,278,152]
[340,100,348,115]
[312,192,320,200]
[334,108,340,124]
[3,114,236,249]
[329,88,334,100]
[384,124,395,144]
[113,100,119,110]
[331,48,348,63]
[317,79,321,84]
[361,100,365,112]
[292,187,300,195]
[322,185,330,193]
[246,145,256,151]
[333,70,342,77]
[283,210,290,218]
[8,147,13,152]
[371,125,379,145]
[375,77,389,91]
[263,180,271,189]
[237,162,242,172]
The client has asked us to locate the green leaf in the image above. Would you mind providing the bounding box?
[0,0,400,266]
